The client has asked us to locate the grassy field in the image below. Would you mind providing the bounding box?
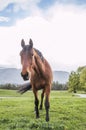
[0,89,86,130]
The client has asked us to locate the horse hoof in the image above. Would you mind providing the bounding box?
[46,117,49,122]
[36,116,40,119]
[39,107,42,110]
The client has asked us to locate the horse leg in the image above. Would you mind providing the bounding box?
[40,89,45,110]
[33,90,39,118]
[45,87,50,122]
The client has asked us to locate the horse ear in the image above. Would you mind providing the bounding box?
[21,39,25,48]
[29,38,33,48]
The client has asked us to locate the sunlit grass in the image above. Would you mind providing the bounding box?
[0,90,86,130]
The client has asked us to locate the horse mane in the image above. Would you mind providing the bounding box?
[34,48,44,62]
[33,47,52,82]
[33,48,46,77]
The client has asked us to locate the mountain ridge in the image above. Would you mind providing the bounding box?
[0,67,69,84]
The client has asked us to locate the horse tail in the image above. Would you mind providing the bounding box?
[18,82,32,94]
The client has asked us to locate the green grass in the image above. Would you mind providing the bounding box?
[0,90,86,130]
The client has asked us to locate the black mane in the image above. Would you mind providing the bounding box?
[34,48,44,61]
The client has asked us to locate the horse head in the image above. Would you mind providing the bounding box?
[20,38,34,80]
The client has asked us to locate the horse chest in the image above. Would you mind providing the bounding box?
[31,75,45,88]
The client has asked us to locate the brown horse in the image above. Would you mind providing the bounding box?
[19,38,53,121]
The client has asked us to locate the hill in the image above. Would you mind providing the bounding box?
[53,71,69,84]
[0,67,69,84]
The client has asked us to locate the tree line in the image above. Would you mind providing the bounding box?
[52,81,68,90]
[0,84,19,90]
[0,82,68,91]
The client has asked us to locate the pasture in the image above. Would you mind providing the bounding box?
[0,89,86,130]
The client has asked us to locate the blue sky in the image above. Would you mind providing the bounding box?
[0,0,56,26]
[0,0,86,72]
[0,0,86,26]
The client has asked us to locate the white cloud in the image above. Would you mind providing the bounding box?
[0,3,86,71]
[0,16,10,22]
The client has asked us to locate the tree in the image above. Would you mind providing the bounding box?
[68,71,80,93]
[77,66,86,73]
[80,68,86,92]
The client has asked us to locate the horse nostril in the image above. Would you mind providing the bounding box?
[21,72,23,77]
[21,72,29,81]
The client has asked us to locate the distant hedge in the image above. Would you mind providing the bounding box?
[52,81,68,90]
[0,82,68,91]
[0,84,19,90]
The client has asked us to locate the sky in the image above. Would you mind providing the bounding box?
[0,0,86,72]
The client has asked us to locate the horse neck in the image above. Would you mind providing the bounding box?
[33,50,45,76]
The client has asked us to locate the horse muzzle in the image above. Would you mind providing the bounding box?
[21,72,29,81]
